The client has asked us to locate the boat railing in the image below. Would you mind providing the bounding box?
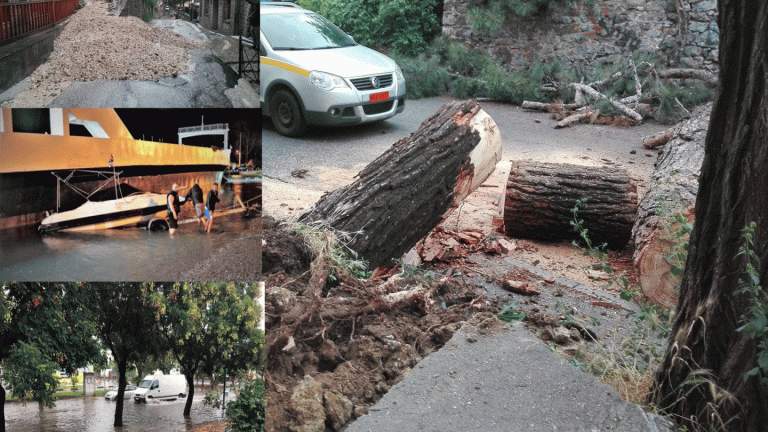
[178,123,228,134]
[52,169,123,212]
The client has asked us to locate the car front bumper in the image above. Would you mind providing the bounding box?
[305,96,406,126]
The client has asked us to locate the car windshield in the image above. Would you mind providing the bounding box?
[138,379,152,389]
[262,12,356,50]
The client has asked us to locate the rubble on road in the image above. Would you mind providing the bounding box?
[3,1,202,107]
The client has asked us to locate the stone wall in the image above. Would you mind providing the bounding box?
[442,0,718,73]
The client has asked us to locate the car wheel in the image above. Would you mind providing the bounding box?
[270,89,306,137]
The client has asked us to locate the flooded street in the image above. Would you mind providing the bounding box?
[0,182,260,281]
[4,394,225,432]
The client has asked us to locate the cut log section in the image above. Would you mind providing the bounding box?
[632,103,710,308]
[504,161,638,249]
[301,100,503,269]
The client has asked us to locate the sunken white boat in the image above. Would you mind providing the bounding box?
[0,108,231,230]
[39,192,170,233]
[38,170,185,233]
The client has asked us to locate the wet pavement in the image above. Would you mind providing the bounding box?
[4,393,225,432]
[0,182,260,282]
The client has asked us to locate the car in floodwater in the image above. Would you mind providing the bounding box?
[259,2,406,136]
[104,384,137,401]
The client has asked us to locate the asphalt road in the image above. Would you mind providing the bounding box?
[262,96,669,194]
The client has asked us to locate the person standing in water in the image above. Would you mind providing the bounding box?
[186,183,208,228]
[167,183,181,235]
[205,183,220,233]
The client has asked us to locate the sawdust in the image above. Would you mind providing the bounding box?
[3,0,201,107]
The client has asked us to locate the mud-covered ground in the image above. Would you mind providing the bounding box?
[263,212,668,432]
[264,216,497,432]
[262,104,695,431]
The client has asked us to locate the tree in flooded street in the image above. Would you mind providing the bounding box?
[650,1,768,430]
[155,282,263,417]
[0,283,104,432]
[133,351,177,386]
[86,282,166,427]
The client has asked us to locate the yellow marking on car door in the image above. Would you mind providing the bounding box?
[260,57,310,77]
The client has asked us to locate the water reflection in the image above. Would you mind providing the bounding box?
[5,394,225,432]
[0,182,260,281]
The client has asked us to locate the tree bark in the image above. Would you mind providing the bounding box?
[504,161,638,249]
[650,2,768,430]
[114,358,128,426]
[184,372,195,417]
[301,100,502,269]
[631,104,709,308]
[657,68,718,86]
[1,383,5,432]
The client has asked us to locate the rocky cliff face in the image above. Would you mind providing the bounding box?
[442,0,718,73]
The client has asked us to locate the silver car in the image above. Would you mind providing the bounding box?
[104,384,137,401]
[260,2,406,136]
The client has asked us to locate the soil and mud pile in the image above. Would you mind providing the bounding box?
[4,1,201,107]
[264,216,496,432]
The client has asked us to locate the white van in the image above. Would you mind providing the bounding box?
[133,374,188,403]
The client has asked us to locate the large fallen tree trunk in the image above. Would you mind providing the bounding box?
[301,100,502,269]
[631,103,710,308]
[504,161,638,249]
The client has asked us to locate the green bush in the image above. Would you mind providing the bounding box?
[301,0,440,57]
[226,377,265,432]
[393,55,452,99]
[468,0,578,33]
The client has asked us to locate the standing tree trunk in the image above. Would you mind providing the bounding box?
[114,358,128,427]
[302,100,502,269]
[1,383,6,432]
[650,2,768,431]
[184,371,195,417]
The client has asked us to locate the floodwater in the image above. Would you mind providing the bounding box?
[4,393,225,432]
[0,182,261,281]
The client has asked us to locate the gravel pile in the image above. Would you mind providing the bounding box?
[5,0,201,106]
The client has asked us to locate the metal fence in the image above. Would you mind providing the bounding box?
[0,0,78,43]
[238,35,257,83]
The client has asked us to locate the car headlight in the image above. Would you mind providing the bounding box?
[394,64,404,82]
[309,71,348,91]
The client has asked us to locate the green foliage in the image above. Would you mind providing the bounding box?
[570,198,610,267]
[468,0,576,33]
[1,283,104,408]
[390,55,451,98]
[316,0,440,56]
[225,377,266,432]
[652,80,714,124]
[654,176,693,284]
[395,259,435,285]
[570,199,674,337]
[498,303,526,322]
[395,37,560,103]
[155,282,264,416]
[468,2,506,34]
[3,342,60,407]
[735,222,768,386]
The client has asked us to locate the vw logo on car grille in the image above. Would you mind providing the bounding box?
[370,76,380,89]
